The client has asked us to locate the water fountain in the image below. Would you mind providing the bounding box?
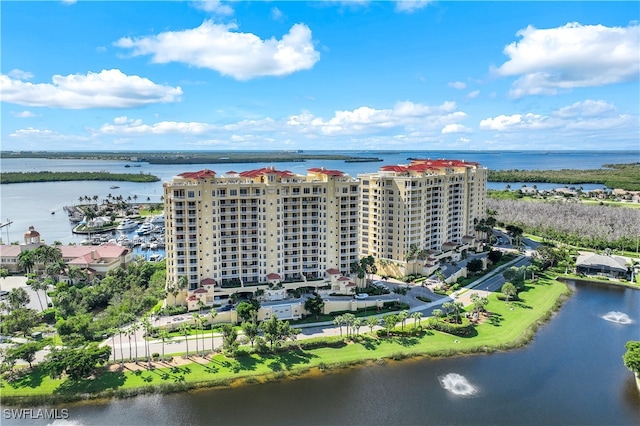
[601,311,633,324]
[438,373,478,396]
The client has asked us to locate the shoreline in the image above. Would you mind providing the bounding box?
[1,278,573,407]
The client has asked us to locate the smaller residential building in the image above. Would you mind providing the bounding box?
[575,253,629,279]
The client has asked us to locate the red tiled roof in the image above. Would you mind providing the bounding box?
[178,169,217,179]
[380,165,407,173]
[326,268,340,275]
[193,288,208,294]
[338,276,350,281]
[239,168,294,178]
[266,273,281,280]
[187,295,197,301]
[201,278,216,285]
[307,167,344,177]
[345,283,356,287]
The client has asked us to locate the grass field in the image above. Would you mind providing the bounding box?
[1,275,570,404]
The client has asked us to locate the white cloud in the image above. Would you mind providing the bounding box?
[0,69,183,109]
[395,0,432,13]
[448,81,466,90]
[10,127,89,142]
[115,21,321,80]
[286,101,464,136]
[8,69,33,80]
[441,124,471,134]
[554,100,616,118]
[495,22,640,98]
[271,7,284,21]
[466,90,480,99]
[479,113,553,131]
[100,116,213,135]
[61,0,77,5]
[11,110,37,118]
[192,0,234,16]
[479,100,636,134]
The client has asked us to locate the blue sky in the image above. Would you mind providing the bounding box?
[1,1,638,151]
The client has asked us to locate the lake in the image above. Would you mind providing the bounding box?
[3,281,639,425]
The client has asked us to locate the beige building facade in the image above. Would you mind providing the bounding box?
[358,159,487,267]
[163,167,360,304]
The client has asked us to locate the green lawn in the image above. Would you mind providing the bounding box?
[1,275,570,402]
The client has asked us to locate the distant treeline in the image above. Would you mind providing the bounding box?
[488,163,640,191]
[0,171,160,184]
[0,151,377,164]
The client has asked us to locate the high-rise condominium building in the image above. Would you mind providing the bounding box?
[358,159,487,264]
[163,167,360,292]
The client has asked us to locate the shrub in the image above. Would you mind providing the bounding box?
[427,318,475,336]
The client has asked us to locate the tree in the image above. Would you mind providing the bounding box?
[366,317,378,334]
[26,274,46,311]
[141,315,153,367]
[221,323,239,356]
[304,294,325,320]
[179,324,190,357]
[17,249,36,274]
[466,259,484,274]
[131,322,140,362]
[236,300,260,323]
[451,302,464,324]
[159,329,171,361]
[502,282,517,303]
[43,343,111,381]
[432,309,443,323]
[261,315,295,351]
[398,310,409,330]
[411,312,423,329]
[193,314,201,354]
[241,320,260,348]
[442,301,453,317]
[382,314,398,335]
[333,315,344,336]
[8,342,39,368]
[622,341,640,375]
[209,309,218,351]
[0,267,8,290]
[342,313,356,337]
[487,250,502,264]
[7,287,30,311]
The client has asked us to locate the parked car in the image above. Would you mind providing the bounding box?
[220,304,233,312]
[354,293,369,300]
[0,290,9,300]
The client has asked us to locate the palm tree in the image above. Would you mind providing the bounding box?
[26,274,46,311]
[131,322,140,362]
[366,317,378,334]
[117,325,125,366]
[333,315,344,336]
[193,314,201,354]
[432,309,443,324]
[398,310,409,330]
[180,324,190,357]
[0,268,8,290]
[209,309,218,351]
[159,329,170,361]
[126,327,134,361]
[17,249,35,274]
[442,301,453,317]
[141,316,153,368]
[411,312,423,329]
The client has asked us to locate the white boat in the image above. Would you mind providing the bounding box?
[150,214,164,226]
[116,218,138,230]
[149,254,163,262]
[136,222,154,234]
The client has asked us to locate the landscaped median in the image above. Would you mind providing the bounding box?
[1,274,571,406]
